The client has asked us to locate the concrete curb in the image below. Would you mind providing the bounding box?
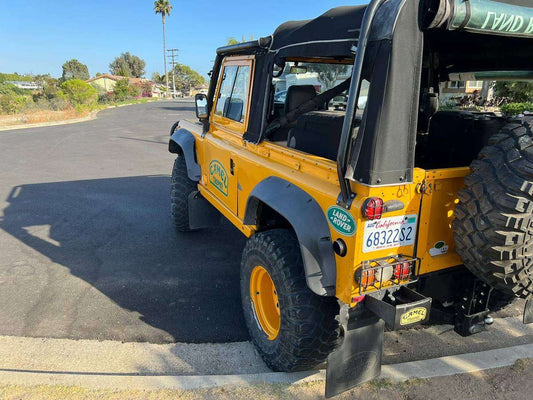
[0,343,531,391]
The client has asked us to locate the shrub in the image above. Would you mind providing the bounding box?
[113,79,139,101]
[0,83,26,95]
[140,81,153,97]
[49,96,69,111]
[0,92,29,114]
[494,81,533,103]
[61,79,98,106]
[500,102,533,116]
[98,92,115,103]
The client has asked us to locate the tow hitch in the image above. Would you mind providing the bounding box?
[454,280,494,336]
[326,287,431,397]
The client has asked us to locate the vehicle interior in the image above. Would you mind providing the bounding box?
[264,61,531,172]
[265,60,360,162]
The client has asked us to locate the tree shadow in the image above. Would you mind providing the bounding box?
[158,106,196,112]
[0,175,248,343]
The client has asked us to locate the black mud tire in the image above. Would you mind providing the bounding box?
[452,116,533,298]
[240,229,340,372]
[171,156,197,232]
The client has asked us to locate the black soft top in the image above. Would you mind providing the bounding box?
[269,5,366,59]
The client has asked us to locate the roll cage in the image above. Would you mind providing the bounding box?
[202,0,533,207]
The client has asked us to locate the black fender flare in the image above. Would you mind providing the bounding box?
[169,128,201,181]
[243,176,336,296]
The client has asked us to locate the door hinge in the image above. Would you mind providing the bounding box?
[416,179,432,194]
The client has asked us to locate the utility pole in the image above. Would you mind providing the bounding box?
[167,48,178,98]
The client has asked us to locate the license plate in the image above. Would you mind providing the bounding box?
[363,215,417,253]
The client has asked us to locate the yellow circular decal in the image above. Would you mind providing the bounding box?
[400,307,427,326]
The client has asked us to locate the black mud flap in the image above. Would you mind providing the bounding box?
[188,191,221,229]
[524,300,533,324]
[325,307,384,398]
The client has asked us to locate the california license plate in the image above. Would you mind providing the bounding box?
[363,215,417,253]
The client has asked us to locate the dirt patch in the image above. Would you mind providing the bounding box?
[0,359,531,400]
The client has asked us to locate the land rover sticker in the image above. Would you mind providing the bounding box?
[209,160,228,196]
[327,206,356,236]
[429,241,449,257]
[363,215,417,253]
[400,307,427,326]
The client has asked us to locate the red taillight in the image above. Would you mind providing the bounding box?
[394,261,412,281]
[351,295,366,304]
[362,197,384,220]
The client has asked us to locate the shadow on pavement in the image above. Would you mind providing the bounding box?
[158,106,196,112]
[0,175,248,343]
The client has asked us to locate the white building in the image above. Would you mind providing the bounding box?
[5,81,41,90]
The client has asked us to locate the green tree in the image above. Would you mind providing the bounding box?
[304,63,349,91]
[154,0,173,97]
[109,52,146,77]
[171,63,206,92]
[151,72,164,84]
[61,59,90,81]
[61,79,97,105]
[226,36,255,45]
[494,81,533,103]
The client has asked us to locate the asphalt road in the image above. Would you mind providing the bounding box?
[0,101,248,343]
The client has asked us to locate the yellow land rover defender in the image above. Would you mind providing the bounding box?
[169,0,533,396]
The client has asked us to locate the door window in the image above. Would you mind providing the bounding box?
[215,64,250,123]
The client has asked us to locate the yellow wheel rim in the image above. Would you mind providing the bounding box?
[250,266,281,340]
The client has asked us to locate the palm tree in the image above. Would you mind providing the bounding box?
[154,0,172,98]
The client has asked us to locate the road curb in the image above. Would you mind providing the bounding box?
[0,343,531,391]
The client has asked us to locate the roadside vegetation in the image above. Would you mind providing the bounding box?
[441,80,533,115]
[494,81,533,116]
[0,58,157,127]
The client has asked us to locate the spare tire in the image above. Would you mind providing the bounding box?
[452,116,533,298]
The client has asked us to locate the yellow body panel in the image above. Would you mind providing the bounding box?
[185,56,468,306]
[416,167,470,274]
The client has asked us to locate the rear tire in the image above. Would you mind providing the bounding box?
[452,116,533,298]
[241,229,340,372]
[171,156,197,232]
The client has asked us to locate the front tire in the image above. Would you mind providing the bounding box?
[171,156,197,232]
[240,229,339,372]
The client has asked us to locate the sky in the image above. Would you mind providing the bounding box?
[0,0,366,80]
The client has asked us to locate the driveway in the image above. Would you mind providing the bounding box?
[0,101,248,343]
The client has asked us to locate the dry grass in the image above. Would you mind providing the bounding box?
[0,108,88,127]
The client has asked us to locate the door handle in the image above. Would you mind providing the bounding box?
[230,159,235,175]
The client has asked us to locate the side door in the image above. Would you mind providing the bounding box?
[203,56,253,216]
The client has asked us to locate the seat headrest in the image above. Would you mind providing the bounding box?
[285,85,317,114]
[224,97,244,122]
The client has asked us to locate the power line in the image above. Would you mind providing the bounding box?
[167,48,179,98]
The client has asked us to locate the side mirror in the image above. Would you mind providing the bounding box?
[195,93,208,119]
